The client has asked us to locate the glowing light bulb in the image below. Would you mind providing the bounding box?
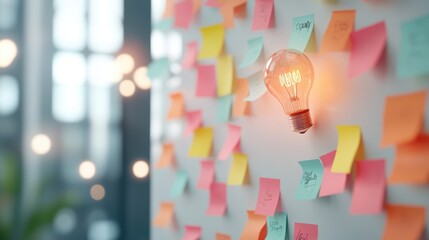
[264,49,314,134]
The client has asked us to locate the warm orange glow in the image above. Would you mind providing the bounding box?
[31,134,52,155]
[133,67,152,90]
[132,160,149,178]
[79,161,96,180]
[0,39,18,68]
[90,184,105,201]
[115,54,135,74]
[119,79,136,97]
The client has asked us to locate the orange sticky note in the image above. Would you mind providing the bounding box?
[198,24,224,59]
[163,0,174,18]
[188,127,213,157]
[219,0,246,28]
[192,0,201,14]
[319,150,347,197]
[389,134,429,184]
[240,210,267,240]
[152,202,174,227]
[233,79,249,117]
[184,110,203,136]
[216,233,231,240]
[196,64,217,97]
[251,0,275,30]
[182,41,198,69]
[183,225,202,240]
[174,0,193,29]
[331,125,361,173]
[167,92,185,119]
[198,160,215,189]
[255,178,280,216]
[218,124,241,160]
[207,182,227,216]
[320,10,355,53]
[155,143,175,168]
[382,204,426,240]
[380,91,427,147]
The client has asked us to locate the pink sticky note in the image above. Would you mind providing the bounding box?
[182,41,198,69]
[196,64,217,97]
[184,110,203,136]
[319,150,347,197]
[350,159,386,215]
[207,182,227,216]
[218,124,241,160]
[198,160,215,189]
[255,178,280,216]
[251,0,275,30]
[349,21,387,79]
[294,223,318,240]
[183,225,202,240]
[174,0,193,29]
[205,0,221,8]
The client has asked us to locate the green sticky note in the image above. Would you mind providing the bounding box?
[296,159,324,200]
[266,212,289,240]
[153,18,173,31]
[147,57,169,79]
[170,170,188,198]
[397,13,429,78]
[288,14,315,52]
[217,95,233,122]
[239,37,264,68]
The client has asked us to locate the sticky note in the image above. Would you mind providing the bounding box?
[240,210,267,240]
[182,41,198,69]
[239,37,264,68]
[155,143,175,168]
[293,223,318,240]
[192,0,201,14]
[331,125,361,173]
[174,0,193,29]
[152,202,174,227]
[266,212,289,240]
[227,153,248,185]
[244,72,267,101]
[216,233,231,240]
[218,124,241,160]
[198,24,224,59]
[319,150,347,197]
[167,92,185,120]
[205,0,221,8]
[218,0,246,28]
[233,79,249,117]
[380,91,427,147]
[188,127,213,157]
[153,18,173,31]
[196,64,217,97]
[184,110,203,136]
[216,54,234,97]
[397,13,429,78]
[288,14,315,52]
[350,159,386,215]
[170,170,188,198]
[296,159,324,200]
[255,178,281,216]
[217,95,233,122]
[320,10,355,53]
[389,134,429,184]
[382,204,426,240]
[163,0,174,18]
[198,160,215,189]
[252,0,275,31]
[183,225,202,240]
[147,57,169,79]
[207,182,227,216]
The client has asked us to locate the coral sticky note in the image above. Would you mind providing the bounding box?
[252,0,275,30]
[170,170,188,198]
[227,153,248,185]
[174,0,193,29]
[288,14,315,52]
[380,91,427,147]
[266,212,288,240]
[216,54,234,97]
[196,64,217,97]
[207,182,227,216]
[198,24,224,59]
[293,223,318,240]
[319,150,347,197]
[331,125,361,174]
[233,79,249,117]
[348,21,387,79]
[296,159,324,200]
[217,95,233,122]
[240,210,267,240]
[183,225,202,240]
[167,92,185,120]
[152,202,174,227]
[198,160,215,189]
[350,159,386,215]
[184,110,203,136]
[382,204,426,240]
[216,233,231,240]
[155,143,175,168]
[219,0,246,28]
[218,124,241,160]
[147,57,169,79]
[244,72,268,101]
[320,10,355,53]
[255,178,281,216]
[182,41,198,69]
[188,127,213,157]
[239,36,264,68]
[163,0,174,18]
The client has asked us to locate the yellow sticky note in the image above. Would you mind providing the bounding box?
[188,127,213,157]
[198,24,224,59]
[217,54,234,97]
[331,125,361,173]
[227,153,248,185]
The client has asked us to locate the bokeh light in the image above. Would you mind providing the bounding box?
[119,79,136,97]
[115,53,134,74]
[31,134,52,155]
[0,39,18,68]
[132,160,149,179]
[90,184,105,201]
[79,161,96,180]
[133,67,151,90]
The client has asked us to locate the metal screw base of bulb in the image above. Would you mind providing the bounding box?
[288,109,313,134]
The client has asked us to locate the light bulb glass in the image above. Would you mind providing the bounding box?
[264,49,314,133]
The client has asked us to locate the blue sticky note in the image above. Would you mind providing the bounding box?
[397,14,429,78]
[296,159,324,200]
[239,37,264,68]
[288,14,315,52]
[147,57,170,79]
[266,212,289,240]
[170,170,188,198]
[153,18,174,31]
[217,95,233,122]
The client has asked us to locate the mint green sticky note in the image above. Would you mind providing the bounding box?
[288,14,315,52]
[239,37,264,68]
[266,212,289,240]
[397,13,429,78]
[217,95,233,122]
[153,18,174,31]
[147,57,169,79]
[296,159,324,200]
[170,170,188,198]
